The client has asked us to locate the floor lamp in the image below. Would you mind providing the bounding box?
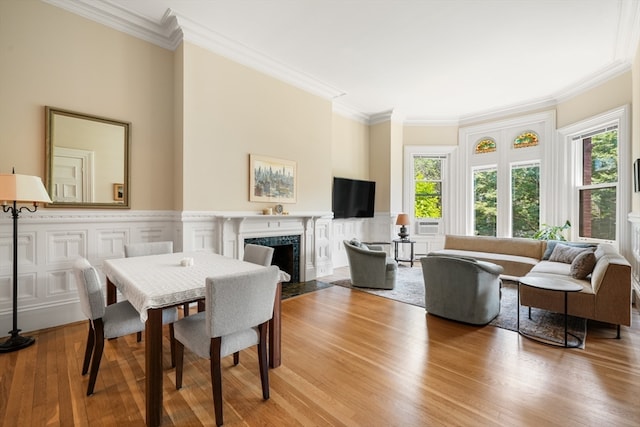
[0,171,51,353]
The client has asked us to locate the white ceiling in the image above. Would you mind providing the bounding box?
[47,0,640,123]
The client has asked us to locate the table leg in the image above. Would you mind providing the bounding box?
[410,242,415,267]
[564,291,568,348]
[107,278,117,305]
[517,282,520,332]
[269,282,282,368]
[394,242,399,263]
[146,308,164,427]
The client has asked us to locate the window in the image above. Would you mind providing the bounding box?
[460,111,552,237]
[575,127,618,241]
[511,162,540,237]
[403,146,456,235]
[414,156,443,219]
[473,167,497,236]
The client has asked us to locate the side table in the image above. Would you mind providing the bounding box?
[393,239,415,267]
[517,276,583,348]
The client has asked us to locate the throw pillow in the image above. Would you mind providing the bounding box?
[542,240,596,260]
[570,250,597,279]
[549,243,592,264]
[349,238,362,248]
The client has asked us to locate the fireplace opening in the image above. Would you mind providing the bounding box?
[244,235,300,283]
[272,244,294,282]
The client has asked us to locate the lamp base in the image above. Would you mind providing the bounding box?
[398,225,409,240]
[0,331,35,353]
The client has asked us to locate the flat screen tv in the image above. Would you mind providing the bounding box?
[332,177,376,219]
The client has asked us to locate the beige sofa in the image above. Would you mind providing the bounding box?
[434,235,632,335]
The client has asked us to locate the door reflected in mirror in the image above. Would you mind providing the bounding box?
[45,107,130,208]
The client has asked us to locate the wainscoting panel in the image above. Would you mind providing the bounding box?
[628,213,640,304]
[0,209,354,335]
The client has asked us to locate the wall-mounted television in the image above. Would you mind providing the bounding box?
[332,177,376,219]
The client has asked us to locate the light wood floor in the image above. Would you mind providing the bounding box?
[1,284,639,426]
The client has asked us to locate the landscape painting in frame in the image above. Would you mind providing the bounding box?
[249,154,297,203]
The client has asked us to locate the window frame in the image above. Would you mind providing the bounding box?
[403,145,457,234]
[557,106,630,248]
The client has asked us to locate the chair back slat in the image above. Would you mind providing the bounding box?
[205,265,279,338]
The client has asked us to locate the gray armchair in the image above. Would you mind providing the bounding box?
[421,253,503,325]
[343,240,397,290]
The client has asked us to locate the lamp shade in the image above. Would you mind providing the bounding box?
[0,174,52,204]
[395,213,410,226]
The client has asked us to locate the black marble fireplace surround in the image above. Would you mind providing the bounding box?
[244,235,300,283]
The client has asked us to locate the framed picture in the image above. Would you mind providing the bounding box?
[635,159,640,193]
[249,154,296,203]
[113,183,124,201]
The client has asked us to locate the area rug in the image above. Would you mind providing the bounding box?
[330,268,586,348]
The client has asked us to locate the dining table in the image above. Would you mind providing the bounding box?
[102,251,287,427]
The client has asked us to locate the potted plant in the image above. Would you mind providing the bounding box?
[533,220,571,241]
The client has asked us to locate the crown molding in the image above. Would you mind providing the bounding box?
[43,0,345,100]
[42,0,180,49]
[42,0,640,127]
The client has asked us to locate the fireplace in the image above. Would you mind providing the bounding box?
[244,235,300,283]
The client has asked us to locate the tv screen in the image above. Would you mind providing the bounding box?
[332,177,376,219]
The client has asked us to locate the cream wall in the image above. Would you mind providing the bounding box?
[369,121,392,212]
[556,72,632,129]
[633,44,640,213]
[0,0,175,210]
[331,114,369,179]
[403,125,459,146]
[180,43,333,212]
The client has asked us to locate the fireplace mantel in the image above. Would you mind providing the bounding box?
[179,211,333,282]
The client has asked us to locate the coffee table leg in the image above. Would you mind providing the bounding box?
[517,282,520,332]
[564,291,568,347]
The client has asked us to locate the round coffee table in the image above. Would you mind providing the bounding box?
[517,276,583,348]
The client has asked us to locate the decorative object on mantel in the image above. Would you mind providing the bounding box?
[0,170,52,352]
[274,204,283,214]
[396,213,410,239]
[249,154,296,203]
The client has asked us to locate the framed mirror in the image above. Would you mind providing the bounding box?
[45,106,130,208]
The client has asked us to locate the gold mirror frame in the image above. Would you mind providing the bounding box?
[45,107,130,208]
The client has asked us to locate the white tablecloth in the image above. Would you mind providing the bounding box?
[103,251,290,321]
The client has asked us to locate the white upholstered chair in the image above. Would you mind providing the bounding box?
[73,257,176,395]
[243,243,274,267]
[174,265,280,426]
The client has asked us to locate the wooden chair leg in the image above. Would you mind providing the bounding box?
[183,303,189,316]
[210,337,223,426]
[137,331,142,342]
[233,351,239,365]
[175,341,185,389]
[82,321,95,375]
[87,319,105,396]
[616,324,621,339]
[169,324,176,368]
[257,322,270,400]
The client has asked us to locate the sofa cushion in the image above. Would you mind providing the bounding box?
[434,249,538,277]
[548,243,593,264]
[542,240,597,260]
[570,250,597,279]
[529,260,572,276]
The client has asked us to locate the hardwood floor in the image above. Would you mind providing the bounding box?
[1,284,639,426]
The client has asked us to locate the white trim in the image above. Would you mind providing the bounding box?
[459,110,556,237]
[403,145,458,236]
[556,105,631,257]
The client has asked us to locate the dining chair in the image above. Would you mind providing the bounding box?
[243,243,274,267]
[72,257,176,395]
[235,243,275,365]
[174,265,280,426]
